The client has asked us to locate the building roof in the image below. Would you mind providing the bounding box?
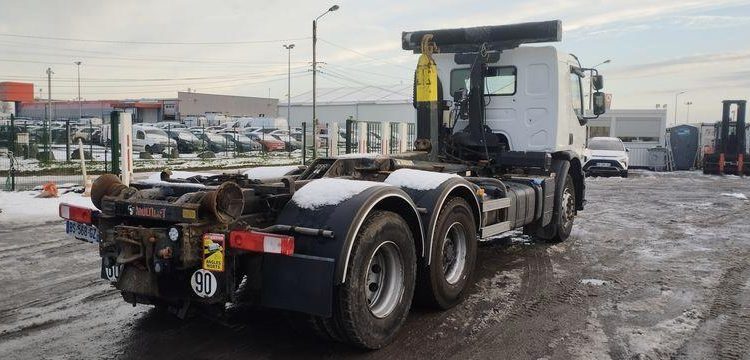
[287,84,412,106]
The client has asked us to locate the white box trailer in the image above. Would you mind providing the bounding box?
[587,109,667,168]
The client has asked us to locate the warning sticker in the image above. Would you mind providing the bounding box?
[202,233,225,272]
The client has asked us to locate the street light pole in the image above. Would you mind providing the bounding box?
[74,61,82,120]
[283,44,295,155]
[312,4,339,159]
[685,101,693,124]
[674,91,687,126]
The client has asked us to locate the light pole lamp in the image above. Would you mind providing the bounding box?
[588,59,611,110]
[685,101,693,124]
[674,91,687,126]
[283,43,295,155]
[312,4,339,159]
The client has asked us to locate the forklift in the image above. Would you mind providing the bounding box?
[703,100,750,175]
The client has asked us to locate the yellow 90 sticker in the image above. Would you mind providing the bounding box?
[202,233,225,272]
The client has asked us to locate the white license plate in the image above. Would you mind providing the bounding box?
[65,220,100,243]
[596,162,610,167]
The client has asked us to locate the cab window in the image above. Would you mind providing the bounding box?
[136,130,145,140]
[570,71,583,116]
[450,66,517,96]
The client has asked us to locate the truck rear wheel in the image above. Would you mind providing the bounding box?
[417,197,477,309]
[326,210,416,349]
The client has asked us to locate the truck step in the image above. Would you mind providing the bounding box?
[480,221,511,239]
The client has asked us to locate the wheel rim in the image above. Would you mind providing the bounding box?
[561,186,575,229]
[442,222,467,285]
[365,241,404,319]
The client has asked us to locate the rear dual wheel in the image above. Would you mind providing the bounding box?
[311,210,416,349]
[417,197,477,309]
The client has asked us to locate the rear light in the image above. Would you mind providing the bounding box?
[59,203,95,224]
[229,230,294,256]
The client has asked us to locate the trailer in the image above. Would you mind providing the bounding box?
[59,20,607,349]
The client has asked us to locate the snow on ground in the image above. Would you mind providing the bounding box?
[243,165,300,180]
[720,192,748,200]
[292,178,391,210]
[385,168,459,190]
[0,190,94,226]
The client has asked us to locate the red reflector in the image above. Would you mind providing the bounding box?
[59,203,93,224]
[229,230,294,256]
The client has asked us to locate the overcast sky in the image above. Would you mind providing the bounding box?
[1,0,749,123]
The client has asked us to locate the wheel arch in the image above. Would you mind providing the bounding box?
[552,150,585,211]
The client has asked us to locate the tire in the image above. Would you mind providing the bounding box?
[417,197,477,309]
[317,210,416,349]
[144,145,151,153]
[621,170,629,178]
[537,160,576,243]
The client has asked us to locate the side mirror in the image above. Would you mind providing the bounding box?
[625,148,630,152]
[593,92,606,116]
[592,75,604,90]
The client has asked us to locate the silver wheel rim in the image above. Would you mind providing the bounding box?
[442,222,467,285]
[365,241,404,318]
[561,186,575,229]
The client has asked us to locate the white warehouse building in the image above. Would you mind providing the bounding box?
[278,85,415,128]
[586,108,668,168]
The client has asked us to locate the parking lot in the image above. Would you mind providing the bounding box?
[0,170,747,359]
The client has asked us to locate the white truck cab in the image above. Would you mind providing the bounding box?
[434,46,587,156]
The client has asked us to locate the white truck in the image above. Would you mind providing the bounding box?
[60,20,605,350]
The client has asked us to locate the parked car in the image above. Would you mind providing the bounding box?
[217,132,263,152]
[269,129,302,150]
[133,126,176,154]
[584,137,629,177]
[195,130,230,153]
[155,122,188,131]
[72,127,98,144]
[244,130,286,151]
[165,128,204,153]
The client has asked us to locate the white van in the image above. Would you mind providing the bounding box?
[133,125,176,154]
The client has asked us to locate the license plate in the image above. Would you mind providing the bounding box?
[65,220,100,243]
[596,162,610,167]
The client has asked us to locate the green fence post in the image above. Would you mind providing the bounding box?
[110,111,120,175]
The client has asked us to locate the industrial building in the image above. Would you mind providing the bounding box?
[586,108,668,168]
[1,81,277,123]
[278,84,415,127]
[178,92,277,118]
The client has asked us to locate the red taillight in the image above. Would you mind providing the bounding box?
[229,230,294,256]
[59,203,94,224]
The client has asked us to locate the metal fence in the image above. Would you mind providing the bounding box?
[299,119,415,163]
[1,115,417,190]
[0,115,302,191]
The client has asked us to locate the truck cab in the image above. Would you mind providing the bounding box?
[434,46,587,155]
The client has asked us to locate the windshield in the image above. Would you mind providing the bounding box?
[144,129,168,136]
[178,131,199,141]
[207,133,226,142]
[588,139,625,151]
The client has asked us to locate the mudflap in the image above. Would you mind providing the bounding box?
[260,253,335,317]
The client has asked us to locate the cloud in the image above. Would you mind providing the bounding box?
[608,51,750,79]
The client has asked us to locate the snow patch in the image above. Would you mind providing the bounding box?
[335,152,383,159]
[581,279,608,286]
[243,165,299,180]
[720,192,748,200]
[384,168,459,190]
[0,190,95,225]
[292,178,390,210]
